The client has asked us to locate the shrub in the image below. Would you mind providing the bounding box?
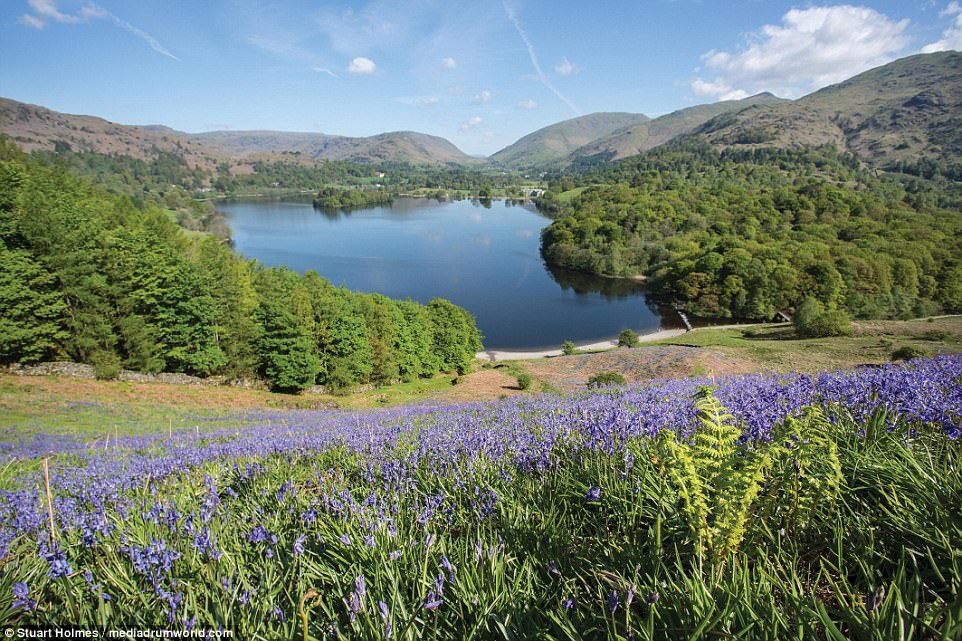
[561,340,578,356]
[793,298,852,338]
[617,329,640,348]
[892,345,930,361]
[516,373,532,390]
[91,351,122,381]
[587,371,626,387]
[916,330,950,341]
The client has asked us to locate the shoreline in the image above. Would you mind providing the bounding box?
[476,328,689,362]
[476,322,774,362]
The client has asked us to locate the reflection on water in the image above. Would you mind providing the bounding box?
[546,263,646,300]
[218,197,670,349]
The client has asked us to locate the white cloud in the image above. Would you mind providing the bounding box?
[691,78,749,101]
[691,5,910,100]
[517,99,538,109]
[398,95,440,107]
[554,56,579,76]
[23,0,82,26]
[472,89,492,103]
[502,1,580,114]
[440,56,457,70]
[19,0,178,59]
[348,56,377,75]
[460,116,483,131]
[922,1,962,52]
[19,13,45,29]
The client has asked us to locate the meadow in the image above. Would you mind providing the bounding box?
[0,356,960,639]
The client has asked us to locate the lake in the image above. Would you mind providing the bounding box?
[218,197,677,350]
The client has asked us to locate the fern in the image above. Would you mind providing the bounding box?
[657,389,841,562]
[764,408,844,534]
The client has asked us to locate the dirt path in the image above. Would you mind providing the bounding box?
[476,324,766,362]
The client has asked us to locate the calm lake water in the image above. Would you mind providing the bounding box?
[218,197,676,350]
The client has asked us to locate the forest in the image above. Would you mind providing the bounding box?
[539,141,962,320]
[0,137,482,392]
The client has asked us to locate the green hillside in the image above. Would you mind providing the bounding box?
[699,51,962,165]
[490,112,650,168]
[570,93,785,163]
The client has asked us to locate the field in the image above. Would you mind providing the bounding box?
[0,354,960,639]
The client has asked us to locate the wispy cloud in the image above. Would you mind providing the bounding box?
[460,116,483,131]
[440,56,457,70]
[20,0,178,60]
[554,56,579,76]
[398,95,440,107]
[502,1,579,114]
[472,89,493,104]
[517,99,537,109]
[691,5,909,100]
[922,1,962,52]
[313,66,340,78]
[348,56,377,75]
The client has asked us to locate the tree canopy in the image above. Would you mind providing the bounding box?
[0,137,483,392]
[539,141,962,320]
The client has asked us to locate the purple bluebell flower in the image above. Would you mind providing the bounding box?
[607,590,620,614]
[12,582,35,611]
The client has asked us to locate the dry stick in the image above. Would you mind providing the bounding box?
[42,457,55,542]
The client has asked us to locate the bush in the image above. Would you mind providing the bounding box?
[561,340,578,356]
[891,345,930,361]
[916,330,950,341]
[91,351,122,381]
[587,371,626,387]
[793,298,853,338]
[617,329,639,348]
[516,373,532,390]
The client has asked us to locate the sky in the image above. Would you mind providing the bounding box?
[1,1,961,156]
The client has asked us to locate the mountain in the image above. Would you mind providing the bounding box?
[0,97,224,171]
[697,51,962,165]
[569,93,786,163]
[0,97,477,167]
[191,130,478,165]
[490,112,650,168]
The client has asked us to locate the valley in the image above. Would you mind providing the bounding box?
[2,22,961,637]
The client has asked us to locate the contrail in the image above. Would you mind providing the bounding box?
[502,1,579,115]
[83,3,179,60]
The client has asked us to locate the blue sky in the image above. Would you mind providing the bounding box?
[1,1,960,155]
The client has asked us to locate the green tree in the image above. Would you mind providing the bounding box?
[618,329,640,347]
[256,299,319,392]
[793,298,853,338]
[0,246,67,364]
[427,298,483,374]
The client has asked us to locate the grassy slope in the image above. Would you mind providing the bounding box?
[700,51,962,164]
[569,93,785,162]
[490,112,650,168]
[650,317,962,372]
[3,318,959,439]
